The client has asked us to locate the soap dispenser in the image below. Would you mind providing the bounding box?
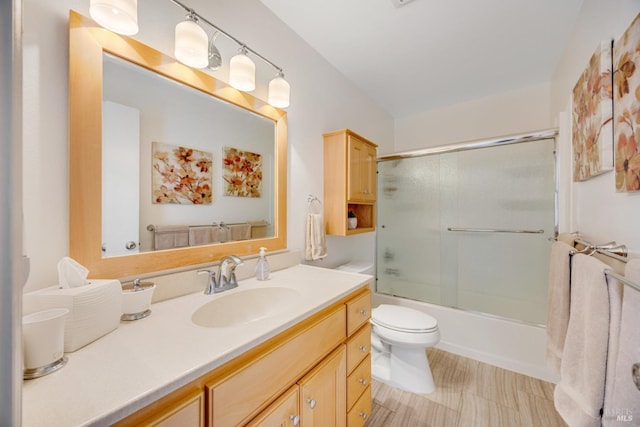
[255,247,270,281]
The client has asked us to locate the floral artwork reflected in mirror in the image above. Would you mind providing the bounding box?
[223,146,262,198]
[613,13,640,192]
[572,40,614,182]
[152,141,213,204]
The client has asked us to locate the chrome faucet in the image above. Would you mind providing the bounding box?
[198,255,244,294]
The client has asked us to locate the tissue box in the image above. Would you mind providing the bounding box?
[23,279,122,352]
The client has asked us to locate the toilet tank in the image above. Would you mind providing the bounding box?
[335,262,375,275]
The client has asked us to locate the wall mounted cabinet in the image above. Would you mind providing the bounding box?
[324,129,378,235]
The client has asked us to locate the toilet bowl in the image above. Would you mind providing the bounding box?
[370,304,440,394]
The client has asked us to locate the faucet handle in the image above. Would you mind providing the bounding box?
[197,269,219,295]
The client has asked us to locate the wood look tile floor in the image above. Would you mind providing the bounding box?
[365,348,567,427]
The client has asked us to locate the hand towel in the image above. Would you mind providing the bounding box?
[305,212,327,261]
[603,259,640,426]
[154,225,189,250]
[189,226,216,246]
[228,223,251,241]
[546,241,575,375]
[554,253,610,427]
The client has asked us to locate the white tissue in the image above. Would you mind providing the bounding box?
[57,256,89,288]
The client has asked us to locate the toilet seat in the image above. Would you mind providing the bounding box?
[372,304,438,334]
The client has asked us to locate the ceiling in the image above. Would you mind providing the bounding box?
[260,0,584,118]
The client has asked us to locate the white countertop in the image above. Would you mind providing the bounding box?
[22,264,371,426]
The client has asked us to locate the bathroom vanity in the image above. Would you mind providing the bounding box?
[22,265,372,426]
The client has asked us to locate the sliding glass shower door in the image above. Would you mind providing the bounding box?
[376,138,556,324]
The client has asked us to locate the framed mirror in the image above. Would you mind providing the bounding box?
[69,11,287,279]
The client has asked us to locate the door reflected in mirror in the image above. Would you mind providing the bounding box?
[101,54,275,257]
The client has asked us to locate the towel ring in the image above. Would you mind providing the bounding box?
[307,195,322,214]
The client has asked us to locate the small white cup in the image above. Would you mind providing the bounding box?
[23,308,68,370]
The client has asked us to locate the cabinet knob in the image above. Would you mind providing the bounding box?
[360,309,368,316]
[358,378,368,386]
[306,398,317,409]
[289,414,300,426]
[359,345,368,352]
[359,411,368,420]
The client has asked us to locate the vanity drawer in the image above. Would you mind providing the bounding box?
[346,323,371,374]
[208,305,346,426]
[347,385,371,427]
[347,355,371,411]
[346,290,371,336]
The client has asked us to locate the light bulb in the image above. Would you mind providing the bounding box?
[268,73,290,108]
[174,16,209,69]
[229,48,256,92]
[90,0,138,35]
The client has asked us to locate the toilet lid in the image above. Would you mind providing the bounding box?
[371,304,438,333]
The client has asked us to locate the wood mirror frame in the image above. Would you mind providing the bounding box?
[69,10,287,279]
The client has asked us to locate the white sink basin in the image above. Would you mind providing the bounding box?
[191,287,301,328]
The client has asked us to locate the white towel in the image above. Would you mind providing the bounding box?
[154,225,189,250]
[603,259,640,426]
[228,223,251,241]
[546,241,574,375]
[304,213,327,261]
[188,226,217,246]
[554,254,611,427]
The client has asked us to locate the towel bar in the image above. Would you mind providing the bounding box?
[447,227,544,234]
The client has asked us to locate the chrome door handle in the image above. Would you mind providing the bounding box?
[306,398,316,409]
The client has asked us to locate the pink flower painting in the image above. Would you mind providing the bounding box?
[613,13,640,192]
[223,146,262,198]
[572,40,614,182]
[152,142,213,204]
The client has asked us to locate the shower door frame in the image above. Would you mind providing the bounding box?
[375,129,559,326]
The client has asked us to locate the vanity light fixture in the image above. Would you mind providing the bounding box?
[174,13,209,69]
[229,47,256,92]
[268,71,291,108]
[170,0,290,108]
[89,0,139,35]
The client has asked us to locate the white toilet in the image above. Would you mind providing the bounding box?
[370,304,440,394]
[334,262,440,394]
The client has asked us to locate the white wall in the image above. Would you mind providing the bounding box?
[393,82,552,154]
[22,0,394,291]
[551,0,640,254]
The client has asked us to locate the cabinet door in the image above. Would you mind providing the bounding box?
[347,136,376,202]
[299,346,347,427]
[247,385,300,427]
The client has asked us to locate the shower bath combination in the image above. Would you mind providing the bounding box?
[376,131,558,326]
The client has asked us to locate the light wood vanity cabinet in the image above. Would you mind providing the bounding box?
[324,129,378,236]
[114,288,371,427]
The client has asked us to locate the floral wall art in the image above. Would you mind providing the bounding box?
[613,13,640,192]
[572,40,614,182]
[152,141,213,204]
[223,146,262,198]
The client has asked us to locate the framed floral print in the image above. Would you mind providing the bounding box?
[613,13,640,192]
[222,146,262,198]
[572,40,614,182]
[152,142,213,204]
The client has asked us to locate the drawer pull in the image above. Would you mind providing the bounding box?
[306,398,317,409]
[360,309,369,316]
[359,411,368,419]
[359,345,368,352]
[289,414,300,426]
[358,378,368,386]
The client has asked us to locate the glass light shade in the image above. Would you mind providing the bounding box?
[229,52,256,92]
[268,75,290,108]
[90,0,139,35]
[174,19,209,69]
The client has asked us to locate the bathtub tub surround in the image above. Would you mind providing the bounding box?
[22,264,373,426]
